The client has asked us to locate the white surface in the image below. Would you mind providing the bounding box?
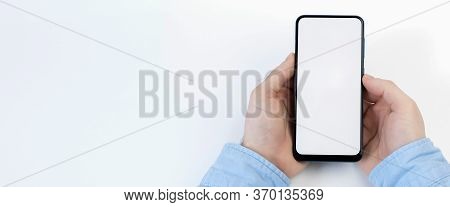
[296,17,362,156]
[0,0,449,186]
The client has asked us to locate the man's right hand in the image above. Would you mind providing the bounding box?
[359,74,426,174]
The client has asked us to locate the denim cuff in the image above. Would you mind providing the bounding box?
[369,138,450,186]
[200,143,289,187]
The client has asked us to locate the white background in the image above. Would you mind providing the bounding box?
[0,0,449,186]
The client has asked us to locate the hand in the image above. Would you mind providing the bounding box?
[359,74,426,174]
[242,53,306,178]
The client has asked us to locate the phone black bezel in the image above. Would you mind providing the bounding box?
[292,15,364,162]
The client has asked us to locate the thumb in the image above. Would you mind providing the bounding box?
[264,53,295,92]
[362,74,411,111]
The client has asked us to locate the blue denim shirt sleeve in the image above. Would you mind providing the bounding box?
[201,138,450,187]
[369,138,450,187]
[200,143,290,187]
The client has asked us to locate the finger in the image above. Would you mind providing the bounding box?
[363,125,375,147]
[362,74,411,111]
[362,108,377,147]
[264,53,295,92]
[363,100,370,115]
[363,107,377,130]
[358,137,379,175]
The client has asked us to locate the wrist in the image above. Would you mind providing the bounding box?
[241,142,300,178]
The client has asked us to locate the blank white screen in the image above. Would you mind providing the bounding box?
[296,17,362,156]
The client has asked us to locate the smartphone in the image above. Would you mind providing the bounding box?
[292,15,364,162]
